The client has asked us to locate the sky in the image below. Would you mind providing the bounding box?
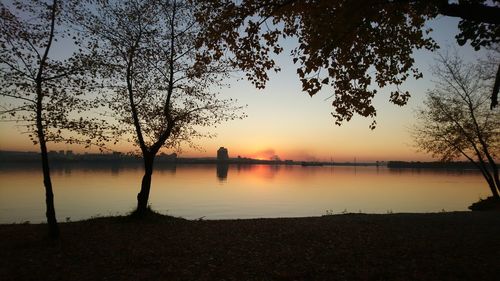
[0,14,493,162]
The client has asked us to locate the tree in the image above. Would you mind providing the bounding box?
[193,0,500,128]
[0,0,106,238]
[412,52,500,200]
[74,0,244,214]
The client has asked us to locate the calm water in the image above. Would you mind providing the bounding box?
[0,164,488,223]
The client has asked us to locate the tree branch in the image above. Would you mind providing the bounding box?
[438,2,500,25]
[163,0,177,123]
[491,63,499,109]
[0,93,36,103]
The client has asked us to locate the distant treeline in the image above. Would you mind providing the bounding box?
[0,150,288,166]
[387,161,480,170]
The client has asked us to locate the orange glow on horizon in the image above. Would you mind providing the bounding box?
[0,129,435,162]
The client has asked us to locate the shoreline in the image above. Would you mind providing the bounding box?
[0,209,488,225]
[0,210,491,225]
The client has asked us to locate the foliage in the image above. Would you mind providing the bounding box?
[194,0,500,128]
[455,0,500,50]
[73,0,245,155]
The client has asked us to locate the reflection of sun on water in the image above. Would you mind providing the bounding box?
[248,165,278,180]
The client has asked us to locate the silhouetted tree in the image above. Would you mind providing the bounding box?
[194,0,500,128]
[74,0,244,215]
[0,0,107,238]
[413,52,500,199]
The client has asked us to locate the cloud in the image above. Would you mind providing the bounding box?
[250,148,277,160]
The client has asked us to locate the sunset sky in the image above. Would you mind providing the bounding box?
[0,16,492,162]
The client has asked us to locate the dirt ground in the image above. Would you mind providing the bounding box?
[1,212,499,281]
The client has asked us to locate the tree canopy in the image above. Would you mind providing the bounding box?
[194,0,500,128]
[413,52,500,199]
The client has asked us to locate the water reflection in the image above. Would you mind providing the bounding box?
[216,163,228,181]
[0,162,179,175]
[154,164,176,175]
[0,164,489,223]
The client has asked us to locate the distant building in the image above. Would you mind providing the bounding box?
[217,147,229,161]
[49,150,65,160]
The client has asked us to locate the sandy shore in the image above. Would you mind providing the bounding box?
[1,212,499,280]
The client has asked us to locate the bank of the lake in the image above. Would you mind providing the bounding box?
[1,212,499,281]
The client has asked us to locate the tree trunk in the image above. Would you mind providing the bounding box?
[484,173,500,199]
[36,88,59,239]
[136,152,156,214]
[39,133,59,238]
[490,164,500,197]
[31,0,59,239]
[489,62,499,109]
[484,158,500,196]
[474,159,499,200]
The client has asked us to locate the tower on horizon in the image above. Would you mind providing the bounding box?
[217,147,229,161]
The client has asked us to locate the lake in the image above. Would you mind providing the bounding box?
[0,163,488,223]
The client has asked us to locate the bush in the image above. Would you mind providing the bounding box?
[469,197,500,211]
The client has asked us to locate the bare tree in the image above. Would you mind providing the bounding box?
[413,52,500,200]
[74,0,244,215]
[0,0,108,238]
